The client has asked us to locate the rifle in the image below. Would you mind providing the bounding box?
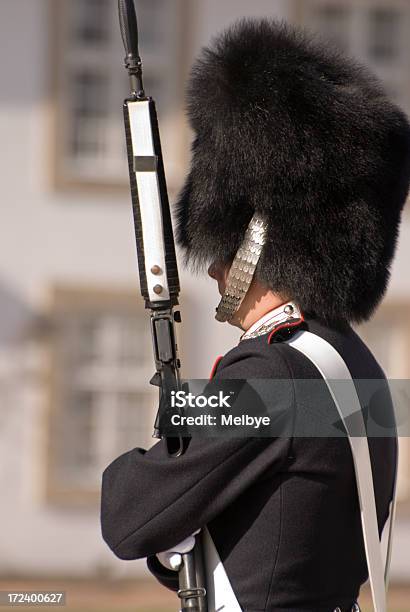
[117,2,208,610]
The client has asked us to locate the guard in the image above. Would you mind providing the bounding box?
[101,18,410,612]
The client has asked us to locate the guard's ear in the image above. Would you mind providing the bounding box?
[208,261,231,282]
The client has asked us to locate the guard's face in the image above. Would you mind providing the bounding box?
[208,261,231,296]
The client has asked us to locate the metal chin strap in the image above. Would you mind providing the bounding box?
[215,212,267,323]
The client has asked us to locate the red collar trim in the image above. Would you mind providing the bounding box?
[209,355,224,380]
[267,314,305,344]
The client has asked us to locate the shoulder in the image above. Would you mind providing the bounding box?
[213,335,294,380]
[211,315,382,381]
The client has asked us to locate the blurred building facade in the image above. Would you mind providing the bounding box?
[0,0,409,581]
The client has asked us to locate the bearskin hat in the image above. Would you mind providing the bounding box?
[175,19,410,324]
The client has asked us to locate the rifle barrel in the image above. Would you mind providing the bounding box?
[118,0,144,97]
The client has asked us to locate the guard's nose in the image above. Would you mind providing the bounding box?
[208,262,219,280]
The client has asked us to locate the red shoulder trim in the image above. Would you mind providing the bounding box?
[267,315,305,345]
[209,355,224,380]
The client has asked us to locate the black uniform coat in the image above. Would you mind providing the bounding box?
[100,316,396,612]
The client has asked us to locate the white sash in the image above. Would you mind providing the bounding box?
[202,526,242,611]
[287,331,397,612]
[202,330,397,612]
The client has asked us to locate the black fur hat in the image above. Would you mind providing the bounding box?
[175,19,410,324]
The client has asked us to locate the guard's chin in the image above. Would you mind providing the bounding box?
[228,314,244,331]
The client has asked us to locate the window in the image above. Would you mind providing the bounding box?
[293,0,410,114]
[137,0,167,51]
[46,286,158,504]
[311,4,351,52]
[69,70,108,158]
[71,0,110,45]
[368,8,401,62]
[52,0,185,188]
